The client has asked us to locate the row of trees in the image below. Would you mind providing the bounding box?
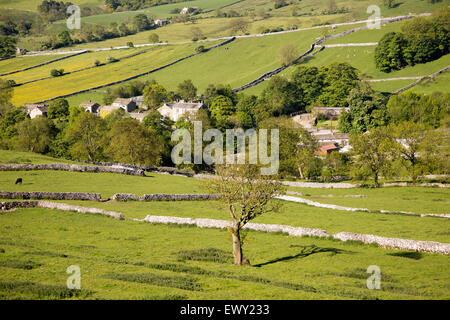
[375,7,449,72]
[41,14,155,50]
[339,87,449,133]
[105,0,190,12]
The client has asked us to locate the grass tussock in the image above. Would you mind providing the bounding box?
[104,272,202,291]
[387,251,423,260]
[24,250,68,258]
[0,281,91,299]
[0,259,42,270]
[177,248,233,264]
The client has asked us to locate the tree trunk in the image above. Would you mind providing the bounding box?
[231,229,243,266]
[298,166,304,179]
[374,173,380,188]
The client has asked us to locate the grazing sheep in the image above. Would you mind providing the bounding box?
[15,178,22,185]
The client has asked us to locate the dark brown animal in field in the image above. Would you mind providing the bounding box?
[15,178,22,184]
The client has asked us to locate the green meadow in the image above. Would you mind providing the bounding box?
[0,149,449,299]
[10,42,211,105]
[1,207,449,300]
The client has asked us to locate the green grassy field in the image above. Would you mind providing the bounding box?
[0,207,449,299]
[0,47,152,84]
[9,42,211,105]
[0,149,449,299]
[407,72,450,95]
[0,0,103,11]
[0,54,73,75]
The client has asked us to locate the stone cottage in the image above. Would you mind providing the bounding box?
[157,100,205,122]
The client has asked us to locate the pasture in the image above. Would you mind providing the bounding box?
[0,149,448,299]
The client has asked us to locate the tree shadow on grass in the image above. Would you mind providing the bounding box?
[253,245,352,268]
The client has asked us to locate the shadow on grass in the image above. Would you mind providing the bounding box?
[253,245,350,268]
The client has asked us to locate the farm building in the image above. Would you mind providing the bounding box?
[311,107,349,120]
[98,105,121,118]
[158,100,205,121]
[24,103,48,119]
[80,101,100,113]
[112,98,138,112]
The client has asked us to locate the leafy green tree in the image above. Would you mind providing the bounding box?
[204,163,284,266]
[143,83,168,110]
[291,66,324,110]
[375,32,407,72]
[13,117,54,153]
[387,91,449,128]
[318,63,359,108]
[142,110,174,165]
[108,119,161,166]
[148,33,159,43]
[321,152,350,181]
[296,129,320,179]
[177,79,197,101]
[0,36,17,58]
[133,14,152,32]
[259,76,301,116]
[259,117,304,177]
[392,121,435,183]
[0,106,26,146]
[57,30,72,46]
[350,127,397,187]
[65,112,108,161]
[338,83,388,133]
[209,95,235,129]
[203,84,237,106]
[0,78,14,116]
[47,98,70,120]
[278,43,298,66]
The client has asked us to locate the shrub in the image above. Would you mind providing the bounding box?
[50,69,64,77]
[195,45,205,52]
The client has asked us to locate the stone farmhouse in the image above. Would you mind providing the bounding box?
[24,103,48,119]
[311,107,349,120]
[80,101,100,113]
[157,100,205,122]
[111,98,138,112]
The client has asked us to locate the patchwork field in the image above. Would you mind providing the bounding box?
[9,42,213,105]
[0,48,152,84]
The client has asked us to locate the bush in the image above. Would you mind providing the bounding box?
[50,69,64,77]
[94,59,101,66]
[195,45,205,52]
[127,41,134,47]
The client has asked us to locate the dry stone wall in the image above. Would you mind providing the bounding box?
[142,214,450,254]
[0,163,145,176]
[0,200,124,220]
[0,191,101,201]
[333,232,450,255]
[112,193,220,201]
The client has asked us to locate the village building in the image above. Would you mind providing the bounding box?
[129,111,150,122]
[111,98,138,112]
[157,100,205,122]
[311,107,349,120]
[80,101,101,113]
[98,105,121,118]
[154,19,169,27]
[314,133,349,146]
[180,7,198,14]
[24,103,48,119]
[129,96,145,109]
[317,143,341,156]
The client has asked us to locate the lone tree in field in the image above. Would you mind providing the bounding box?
[278,43,298,66]
[205,164,284,266]
[350,127,397,187]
